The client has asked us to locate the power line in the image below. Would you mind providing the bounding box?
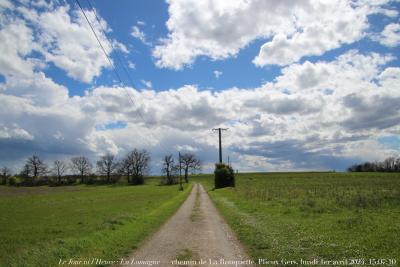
[85,0,139,89]
[75,0,124,85]
[75,0,170,155]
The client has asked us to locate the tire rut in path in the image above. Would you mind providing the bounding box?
[119,183,253,267]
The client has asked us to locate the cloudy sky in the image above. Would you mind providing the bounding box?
[0,0,399,173]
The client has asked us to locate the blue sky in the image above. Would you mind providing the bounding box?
[45,0,400,96]
[50,0,284,96]
[0,0,399,173]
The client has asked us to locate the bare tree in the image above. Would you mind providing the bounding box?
[180,153,201,183]
[97,153,118,183]
[129,149,150,185]
[70,156,92,183]
[0,166,12,185]
[396,158,400,172]
[162,154,178,185]
[118,149,150,185]
[25,155,47,181]
[20,164,30,179]
[348,156,400,172]
[384,157,396,171]
[118,157,133,183]
[52,160,68,184]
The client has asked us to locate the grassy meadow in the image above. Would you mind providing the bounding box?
[195,172,400,265]
[0,180,191,267]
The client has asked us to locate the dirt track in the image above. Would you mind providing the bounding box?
[119,183,253,267]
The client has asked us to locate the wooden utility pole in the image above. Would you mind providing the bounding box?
[212,128,228,163]
[178,152,183,190]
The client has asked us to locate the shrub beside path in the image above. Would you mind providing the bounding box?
[118,183,253,267]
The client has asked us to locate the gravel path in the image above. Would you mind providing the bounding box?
[119,183,253,267]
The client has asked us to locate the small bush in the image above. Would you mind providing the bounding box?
[130,175,144,185]
[8,177,17,186]
[18,178,48,186]
[214,163,235,189]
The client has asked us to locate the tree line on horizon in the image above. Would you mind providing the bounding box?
[0,149,201,187]
[348,156,400,172]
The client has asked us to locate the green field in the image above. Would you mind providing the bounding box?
[1,172,399,267]
[195,172,400,265]
[0,181,191,267]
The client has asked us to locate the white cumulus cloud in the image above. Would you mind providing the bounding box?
[141,80,152,88]
[0,2,127,84]
[2,50,399,172]
[131,25,149,45]
[377,23,400,47]
[153,0,393,70]
[213,70,222,79]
